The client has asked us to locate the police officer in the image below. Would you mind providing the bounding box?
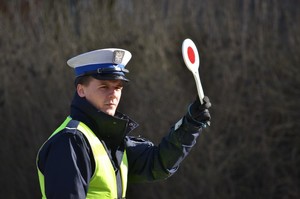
[36,48,211,199]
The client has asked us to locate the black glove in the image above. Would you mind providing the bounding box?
[186,96,211,127]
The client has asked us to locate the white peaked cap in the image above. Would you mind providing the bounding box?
[67,48,132,81]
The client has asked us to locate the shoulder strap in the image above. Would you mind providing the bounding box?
[66,119,80,129]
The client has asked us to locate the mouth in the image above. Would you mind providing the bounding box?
[105,102,116,107]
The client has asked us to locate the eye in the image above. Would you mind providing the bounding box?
[98,85,108,89]
[115,83,123,90]
[115,86,123,90]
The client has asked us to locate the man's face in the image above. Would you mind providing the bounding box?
[77,78,123,116]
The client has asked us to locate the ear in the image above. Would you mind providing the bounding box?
[77,84,86,97]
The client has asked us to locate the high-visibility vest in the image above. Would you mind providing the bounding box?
[37,116,128,199]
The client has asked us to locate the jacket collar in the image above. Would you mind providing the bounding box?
[70,92,138,147]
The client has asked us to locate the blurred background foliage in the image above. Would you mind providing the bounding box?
[0,0,299,198]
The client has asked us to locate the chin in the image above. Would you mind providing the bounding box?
[103,109,116,116]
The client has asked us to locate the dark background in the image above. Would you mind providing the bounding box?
[0,0,299,198]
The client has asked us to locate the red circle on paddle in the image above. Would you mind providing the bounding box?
[187,47,195,64]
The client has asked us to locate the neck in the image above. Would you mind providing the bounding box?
[70,92,138,147]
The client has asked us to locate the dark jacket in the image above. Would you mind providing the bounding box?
[37,92,204,198]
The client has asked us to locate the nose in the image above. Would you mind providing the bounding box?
[108,88,118,99]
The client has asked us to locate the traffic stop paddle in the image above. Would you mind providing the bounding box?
[182,38,205,104]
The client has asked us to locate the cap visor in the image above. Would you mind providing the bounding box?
[92,74,129,82]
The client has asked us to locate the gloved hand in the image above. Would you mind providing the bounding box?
[186,96,212,128]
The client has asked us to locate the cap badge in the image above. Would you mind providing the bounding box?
[113,50,125,64]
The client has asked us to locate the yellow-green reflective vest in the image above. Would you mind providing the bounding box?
[37,117,128,199]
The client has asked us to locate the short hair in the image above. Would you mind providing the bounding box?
[74,75,93,87]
